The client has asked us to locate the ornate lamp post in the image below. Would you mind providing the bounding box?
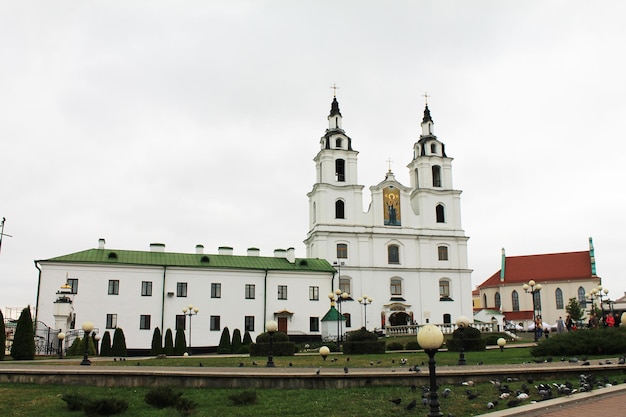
[80,321,94,366]
[522,280,542,342]
[455,316,470,365]
[417,324,444,417]
[265,320,278,367]
[328,289,349,342]
[319,345,330,361]
[497,337,507,352]
[182,305,199,355]
[57,332,65,359]
[358,295,373,330]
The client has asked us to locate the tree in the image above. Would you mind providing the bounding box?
[111,328,127,357]
[231,328,243,354]
[100,331,112,356]
[0,309,5,360]
[11,306,35,360]
[164,328,174,356]
[150,327,163,355]
[566,298,586,323]
[174,329,186,355]
[217,327,231,354]
[78,334,96,356]
[67,337,82,356]
[242,331,253,346]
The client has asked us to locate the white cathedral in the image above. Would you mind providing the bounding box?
[34,96,473,353]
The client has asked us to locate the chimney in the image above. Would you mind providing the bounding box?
[274,248,286,258]
[286,247,295,264]
[218,246,233,256]
[98,238,106,249]
[195,244,204,254]
[150,243,165,252]
[247,247,260,257]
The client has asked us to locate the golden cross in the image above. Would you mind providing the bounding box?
[422,91,430,105]
[386,158,393,172]
[331,83,340,97]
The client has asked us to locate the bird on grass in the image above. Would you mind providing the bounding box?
[288,362,293,367]
[389,398,401,405]
[198,362,203,367]
[252,361,258,366]
[405,399,417,410]
[507,399,522,407]
[441,388,452,398]
[238,362,244,367]
[466,390,479,400]
[422,398,429,406]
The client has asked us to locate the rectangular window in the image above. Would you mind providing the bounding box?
[309,286,319,301]
[278,285,288,300]
[245,316,255,332]
[176,314,186,330]
[439,281,450,298]
[211,283,222,298]
[438,246,449,261]
[245,284,255,299]
[177,282,188,297]
[390,279,402,296]
[140,314,151,330]
[339,278,351,295]
[310,317,320,332]
[108,280,119,295]
[388,245,400,264]
[67,278,79,294]
[210,315,221,331]
[106,314,117,329]
[141,281,153,296]
[336,243,348,259]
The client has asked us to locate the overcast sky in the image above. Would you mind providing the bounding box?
[2,1,625,318]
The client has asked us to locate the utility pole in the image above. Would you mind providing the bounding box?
[0,217,13,255]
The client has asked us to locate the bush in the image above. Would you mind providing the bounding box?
[386,342,404,351]
[11,306,35,360]
[446,326,486,352]
[405,341,421,350]
[78,335,96,357]
[150,327,163,355]
[0,309,5,360]
[67,337,82,357]
[218,327,232,354]
[144,386,182,409]
[342,327,386,354]
[228,390,257,405]
[100,332,112,356]
[111,328,127,357]
[176,397,198,416]
[62,393,89,411]
[231,328,243,354]
[242,331,253,346]
[531,327,626,357]
[83,397,128,416]
[174,329,186,355]
[164,328,174,356]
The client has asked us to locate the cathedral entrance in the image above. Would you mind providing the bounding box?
[389,311,412,326]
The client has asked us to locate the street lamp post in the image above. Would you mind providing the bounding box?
[358,295,373,330]
[417,325,444,417]
[319,345,330,361]
[80,321,94,366]
[182,305,199,355]
[455,316,470,365]
[497,337,507,352]
[57,332,65,359]
[328,289,349,342]
[522,280,542,342]
[265,320,278,367]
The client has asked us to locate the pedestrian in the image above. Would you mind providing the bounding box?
[556,316,565,334]
[605,313,615,327]
[565,314,573,331]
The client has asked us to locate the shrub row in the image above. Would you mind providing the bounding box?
[531,327,626,357]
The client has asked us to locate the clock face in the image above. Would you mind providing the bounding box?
[383,186,401,226]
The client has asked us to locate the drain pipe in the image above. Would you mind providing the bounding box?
[34,261,42,328]
[161,266,167,334]
[263,269,268,326]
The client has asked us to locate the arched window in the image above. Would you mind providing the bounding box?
[336,243,348,259]
[390,278,402,296]
[430,143,437,154]
[555,288,564,309]
[483,294,487,308]
[414,168,419,188]
[388,245,400,264]
[578,286,586,306]
[335,200,345,219]
[312,202,316,223]
[335,138,342,148]
[495,292,501,310]
[339,277,351,295]
[343,312,351,328]
[436,204,445,223]
[432,165,441,187]
[439,279,451,300]
[533,291,542,312]
[512,290,520,311]
[335,159,345,182]
[437,245,448,261]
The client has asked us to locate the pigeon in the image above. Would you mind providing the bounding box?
[422,398,429,406]
[315,368,320,375]
[136,362,140,366]
[618,356,625,365]
[409,384,417,392]
[405,399,417,410]
[499,392,510,400]
[487,401,496,409]
[346,357,350,362]
[441,388,452,398]
[238,362,244,367]
[370,361,374,366]
[252,361,258,366]
[466,390,479,400]
[343,366,349,374]
[289,362,293,367]
[582,361,590,366]
[389,398,401,405]
[507,399,522,407]
[516,392,529,400]
[331,358,338,362]
[461,380,474,386]
[198,362,203,367]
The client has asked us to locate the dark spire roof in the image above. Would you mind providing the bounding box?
[422,104,433,123]
[330,97,342,117]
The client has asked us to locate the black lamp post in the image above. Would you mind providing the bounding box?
[182,305,199,355]
[455,316,469,365]
[57,332,65,359]
[358,295,373,330]
[80,321,94,366]
[417,325,444,417]
[266,320,278,367]
[319,345,330,361]
[522,280,542,342]
[329,289,349,342]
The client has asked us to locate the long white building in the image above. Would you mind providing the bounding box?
[34,95,474,352]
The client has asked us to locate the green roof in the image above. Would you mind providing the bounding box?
[321,306,345,322]
[39,248,336,273]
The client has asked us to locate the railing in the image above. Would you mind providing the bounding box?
[384,322,499,336]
